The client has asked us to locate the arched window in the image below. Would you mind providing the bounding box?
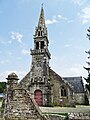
[61,86,67,97]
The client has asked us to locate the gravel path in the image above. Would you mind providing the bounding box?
[40,106,90,113]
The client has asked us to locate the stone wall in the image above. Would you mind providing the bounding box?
[68,112,90,120]
[1,111,90,120]
[19,72,30,89]
[45,114,65,120]
[49,69,73,107]
[2,88,46,120]
[1,73,47,120]
[74,93,85,104]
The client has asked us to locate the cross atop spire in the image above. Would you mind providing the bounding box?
[42,3,43,7]
[38,4,46,27]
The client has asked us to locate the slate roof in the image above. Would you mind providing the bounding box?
[63,76,85,93]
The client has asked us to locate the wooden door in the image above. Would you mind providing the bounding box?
[34,90,43,106]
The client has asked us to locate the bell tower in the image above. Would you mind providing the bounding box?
[29,5,52,106]
[32,5,51,62]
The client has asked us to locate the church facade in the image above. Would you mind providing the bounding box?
[19,6,85,107]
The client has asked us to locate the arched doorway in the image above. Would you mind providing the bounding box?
[34,90,43,106]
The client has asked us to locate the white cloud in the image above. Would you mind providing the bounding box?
[67,64,84,76]
[72,0,86,6]
[46,14,67,25]
[63,64,85,77]
[51,54,86,78]
[10,32,23,43]
[58,15,67,20]
[0,70,27,82]
[78,6,90,24]
[22,49,29,55]
[64,44,72,48]
[46,19,57,25]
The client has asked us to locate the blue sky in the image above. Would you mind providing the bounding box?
[0,0,90,81]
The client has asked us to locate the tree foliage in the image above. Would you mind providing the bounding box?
[84,27,90,92]
[0,82,6,93]
[84,74,90,92]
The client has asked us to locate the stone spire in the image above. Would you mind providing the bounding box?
[38,4,46,27]
[34,5,47,38]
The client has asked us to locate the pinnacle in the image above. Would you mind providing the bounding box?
[38,4,46,27]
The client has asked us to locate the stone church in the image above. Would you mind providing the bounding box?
[1,6,86,120]
[18,6,85,107]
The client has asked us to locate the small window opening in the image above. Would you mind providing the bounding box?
[40,27,41,30]
[41,41,44,49]
[38,31,40,36]
[36,42,39,49]
[41,31,43,36]
[61,86,67,97]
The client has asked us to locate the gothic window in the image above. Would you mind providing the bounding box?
[61,86,67,97]
[36,42,39,49]
[41,41,44,49]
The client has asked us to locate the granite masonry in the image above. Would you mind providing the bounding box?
[19,6,85,107]
[1,5,89,120]
[1,73,47,120]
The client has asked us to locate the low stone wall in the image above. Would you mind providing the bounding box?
[2,88,46,120]
[45,114,65,120]
[1,111,90,120]
[68,112,90,120]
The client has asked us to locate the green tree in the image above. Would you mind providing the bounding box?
[84,73,90,92]
[84,27,90,92]
[0,82,6,93]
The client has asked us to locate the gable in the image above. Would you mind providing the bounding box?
[19,72,30,89]
[49,69,73,90]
